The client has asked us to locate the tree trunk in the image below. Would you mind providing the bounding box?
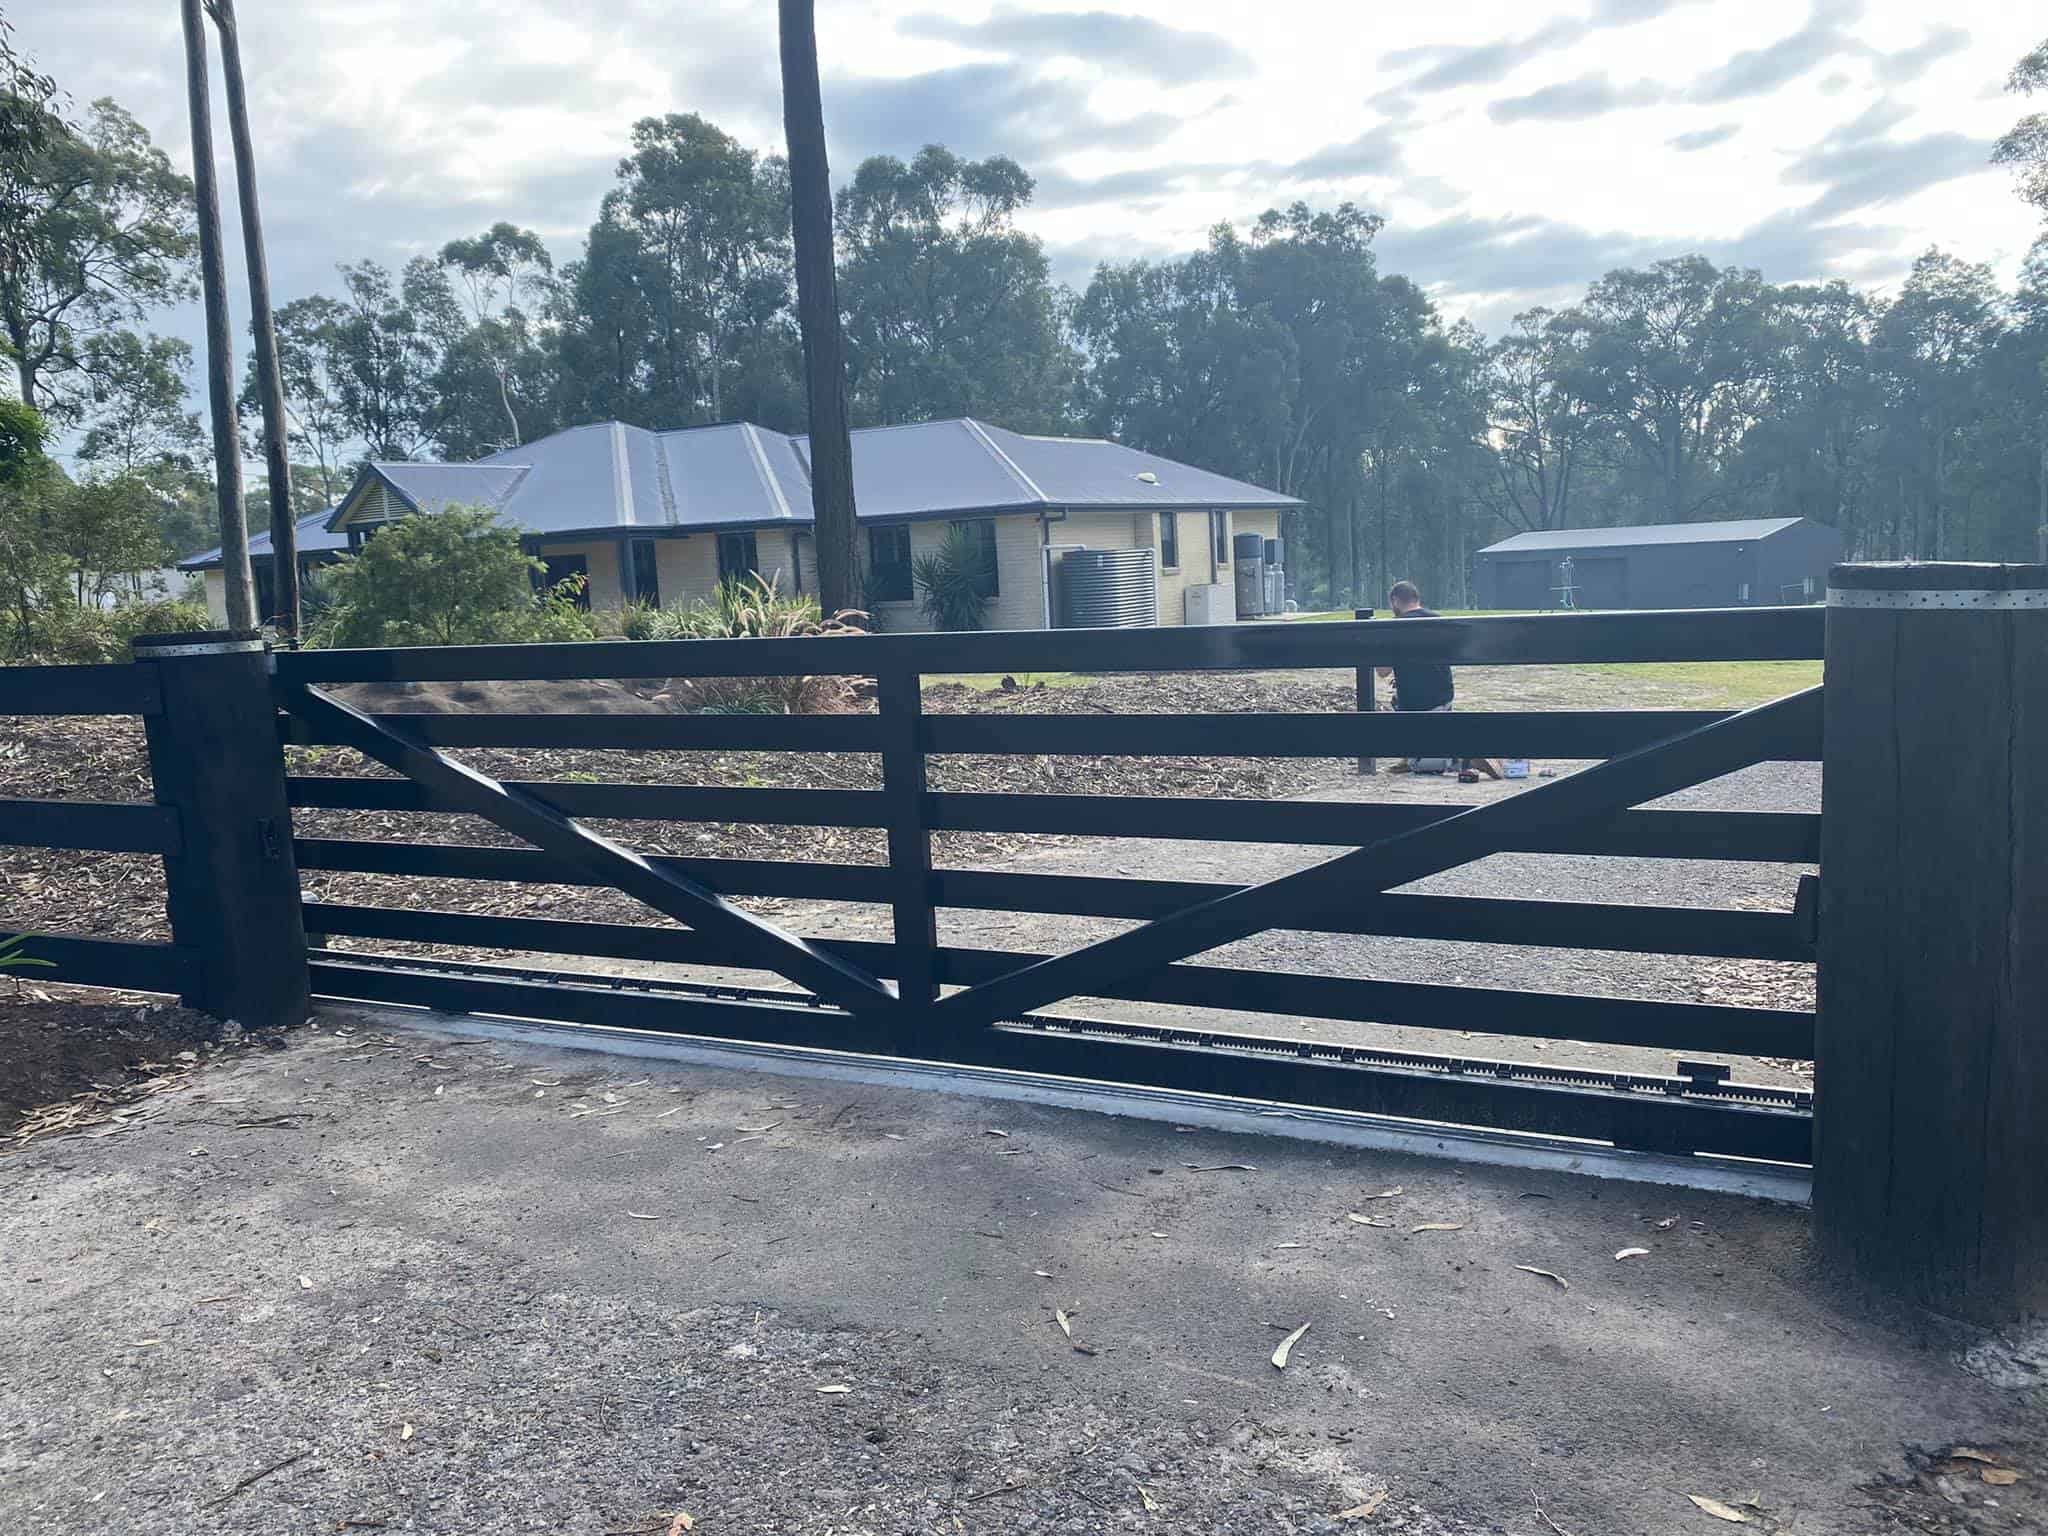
[778,0,859,617]
[178,0,256,632]
[208,0,296,641]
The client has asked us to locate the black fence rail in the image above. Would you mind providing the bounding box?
[265,607,1823,1162]
[0,660,195,992]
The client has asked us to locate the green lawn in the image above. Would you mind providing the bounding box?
[922,670,1086,691]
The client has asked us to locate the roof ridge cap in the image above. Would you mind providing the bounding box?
[959,417,1047,504]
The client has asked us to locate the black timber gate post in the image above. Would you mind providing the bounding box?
[133,631,310,1030]
[1815,562,2048,1322]
[1353,608,1376,775]
[877,666,936,1047]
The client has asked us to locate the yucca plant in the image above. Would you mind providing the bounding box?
[912,526,993,632]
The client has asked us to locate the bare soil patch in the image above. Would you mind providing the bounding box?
[0,987,220,1147]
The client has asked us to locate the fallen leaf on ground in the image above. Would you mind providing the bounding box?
[1149,1232,1169,1239]
[1655,1216,1678,1230]
[1949,1448,2005,1466]
[1336,1490,1388,1520]
[1516,1265,1571,1290]
[1983,1468,2021,1486]
[1071,1343,1099,1356]
[1615,1247,1650,1261]
[1138,1485,1160,1513]
[983,1129,1009,1138]
[1409,1223,1464,1234]
[1347,1214,1394,1228]
[1363,1187,1403,1200]
[667,1513,695,1534]
[298,1275,313,1290]
[1271,1321,1311,1369]
[816,1384,852,1394]
[1274,1242,1304,1250]
[1686,1494,1753,1523]
[400,1423,414,1442]
[626,1211,662,1220]
[1033,1269,1053,1278]
[1054,1309,1073,1337]
[1183,1162,1256,1172]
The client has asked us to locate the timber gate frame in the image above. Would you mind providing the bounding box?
[3,607,1824,1166]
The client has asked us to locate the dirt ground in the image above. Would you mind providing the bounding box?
[2,1008,2041,1536]
[0,989,220,1144]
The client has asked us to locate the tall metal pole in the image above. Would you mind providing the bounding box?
[207,0,297,641]
[177,0,255,631]
[778,0,859,617]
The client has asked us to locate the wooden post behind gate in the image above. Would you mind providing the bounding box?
[1815,562,2048,1323]
[1353,608,1376,775]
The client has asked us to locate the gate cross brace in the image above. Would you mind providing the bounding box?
[930,686,1824,1032]
[279,682,899,1017]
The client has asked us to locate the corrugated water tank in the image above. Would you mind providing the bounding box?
[1060,547,1159,627]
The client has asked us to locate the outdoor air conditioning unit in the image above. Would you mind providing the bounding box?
[1184,583,1235,626]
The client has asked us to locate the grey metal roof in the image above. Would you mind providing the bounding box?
[179,508,350,571]
[322,416,1302,541]
[1477,518,1806,555]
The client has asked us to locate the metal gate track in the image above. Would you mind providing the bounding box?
[307,950,1814,1163]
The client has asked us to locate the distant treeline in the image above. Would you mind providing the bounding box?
[8,30,2048,604]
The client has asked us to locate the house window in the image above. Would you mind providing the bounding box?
[868,525,913,603]
[1211,510,1231,567]
[1158,512,1179,571]
[539,553,591,609]
[718,531,759,586]
[628,538,660,607]
[949,519,999,599]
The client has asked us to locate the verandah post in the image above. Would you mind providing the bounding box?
[877,667,937,1046]
[1814,562,2048,1322]
[134,631,310,1030]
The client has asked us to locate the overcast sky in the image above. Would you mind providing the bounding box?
[17,0,2043,391]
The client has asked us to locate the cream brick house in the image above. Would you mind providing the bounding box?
[184,418,1301,631]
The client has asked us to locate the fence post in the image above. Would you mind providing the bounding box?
[877,667,937,1048]
[134,631,309,1030]
[1815,562,2048,1322]
[1353,608,1376,775]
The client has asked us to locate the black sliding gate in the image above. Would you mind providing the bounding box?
[5,608,1823,1164]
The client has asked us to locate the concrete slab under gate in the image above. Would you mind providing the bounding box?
[3,1007,2042,1536]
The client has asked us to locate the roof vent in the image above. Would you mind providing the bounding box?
[1135,471,1158,484]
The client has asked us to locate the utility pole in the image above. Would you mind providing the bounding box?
[177,0,255,631]
[778,0,859,616]
[207,0,297,642]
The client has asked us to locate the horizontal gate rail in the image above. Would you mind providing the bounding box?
[0,798,183,854]
[304,954,1812,1161]
[294,840,1811,960]
[288,777,888,827]
[302,902,1815,1058]
[275,604,1824,684]
[282,711,884,753]
[917,710,1808,760]
[287,776,1818,863]
[277,682,899,1017]
[928,687,1825,1031]
[928,796,1821,862]
[0,661,163,716]
[0,929,198,992]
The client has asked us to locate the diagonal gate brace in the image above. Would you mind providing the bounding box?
[932,686,1824,1031]
[279,682,899,1017]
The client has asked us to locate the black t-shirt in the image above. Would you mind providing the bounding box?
[1391,606,1453,711]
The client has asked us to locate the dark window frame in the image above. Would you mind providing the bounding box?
[949,518,1000,599]
[717,530,760,586]
[1158,511,1179,571]
[868,525,913,603]
[538,552,591,610]
[628,537,660,608]
[1211,510,1231,568]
